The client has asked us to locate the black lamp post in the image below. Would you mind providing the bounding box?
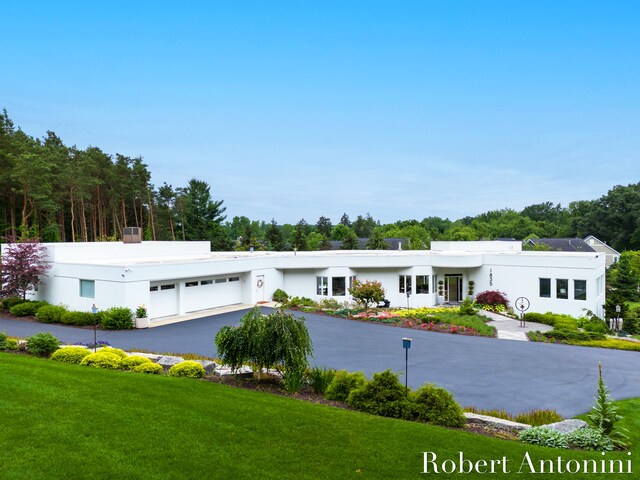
[91,304,98,352]
[402,337,412,396]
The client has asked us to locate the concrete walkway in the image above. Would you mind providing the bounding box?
[480,310,553,341]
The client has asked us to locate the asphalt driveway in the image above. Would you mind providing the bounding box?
[2,308,639,417]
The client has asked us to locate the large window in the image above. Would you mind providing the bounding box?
[399,275,412,294]
[574,280,587,301]
[556,279,568,299]
[332,277,346,296]
[80,279,95,298]
[416,275,429,294]
[317,276,328,296]
[539,278,551,298]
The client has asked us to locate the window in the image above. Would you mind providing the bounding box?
[539,278,551,298]
[349,276,357,289]
[332,277,346,296]
[416,275,429,294]
[215,278,226,284]
[201,280,213,285]
[150,286,158,292]
[574,280,587,300]
[596,275,604,296]
[80,279,95,298]
[229,277,240,282]
[161,284,176,290]
[316,276,328,296]
[185,281,198,287]
[399,275,412,294]
[556,279,568,299]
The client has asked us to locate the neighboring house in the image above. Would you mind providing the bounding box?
[328,237,409,250]
[7,240,606,323]
[583,235,621,268]
[524,238,596,253]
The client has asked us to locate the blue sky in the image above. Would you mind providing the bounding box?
[2,1,639,224]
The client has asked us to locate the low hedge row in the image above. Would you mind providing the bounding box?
[523,312,579,330]
[1,299,134,330]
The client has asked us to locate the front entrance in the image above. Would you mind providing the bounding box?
[445,275,463,303]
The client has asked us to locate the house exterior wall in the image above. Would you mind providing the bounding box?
[9,241,606,321]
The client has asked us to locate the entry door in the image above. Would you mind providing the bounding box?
[256,275,265,302]
[445,275,463,302]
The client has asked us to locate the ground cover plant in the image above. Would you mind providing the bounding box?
[0,353,636,479]
[464,407,563,427]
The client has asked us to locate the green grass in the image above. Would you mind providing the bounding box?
[0,353,636,479]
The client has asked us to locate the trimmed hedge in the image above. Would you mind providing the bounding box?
[101,307,134,330]
[1,297,28,310]
[347,369,415,420]
[10,301,49,317]
[99,347,128,359]
[168,361,206,378]
[133,362,164,374]
[51,347,91,364]
[324,370,367,402]
[0,332,8,350]
[121,356,152,370]
[413,384,466,427]
[80,351,122,369]
[61,311,97,326]
[26,332,60,357]
[543,330,605,342]
[36,305,67,324]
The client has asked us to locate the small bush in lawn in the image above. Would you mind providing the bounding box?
[26,332,60,357]
[10,301,48,317]
[61,310,96,326]
[520,427,569,448]
[514,409,563,426]
[0,332,8,350]
[80,351,122,369]
[458,298,477,315]
[4,338,18,350]
[413,383,465,427]
[347,370,415,420]
[566,427,614,451]
[2,297,28,310]
[168,361,206,378]
[285,296,317,308]
[51,347,91,364]
[101,307,134,330]
[282,367,307,393]
[98,347,128,359]
[475,290,509,308]
[133,362,163,374]
[36,305,67,324]
[121,355,152,370]
[309,366,336,394]
[317,298,342,310]
[325,370,367,402]
[272,288,289,303]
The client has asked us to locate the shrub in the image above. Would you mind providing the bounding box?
[347,370,415,420]
[282,367,307,393]
[98,347,128,359]
[413,383,465,427]
[514,409,563,426]
[168,361,206,378]
[80,351,123,369]
[61,310,97,326]
[587,363,629,447]
[458,298,477,316]
[0,331,7,349]
[543,330,605,342]
[566,427,614,451]
[572,339,640,351]
[26,332,60,357]
[520,427,569,449]
[4,338,18,350]
[285,296,317,308]
[10,301,48,317]
[2,297,28,310]
[272,288,289,303]
[36,305,68,324]
[308,366,336,395]
[121,355,152,370]
[101,307,134,330]
[324,370,367,402]
[317,298,342,310]
[475,290,509,307]
[133,362,163,374]
[348,279,385,310]
[51,347,91,364]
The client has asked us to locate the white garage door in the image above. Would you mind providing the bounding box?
[183,276,243,313]
[149,283,179,319]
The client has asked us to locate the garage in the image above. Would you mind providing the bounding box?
[149,282,179,319]
[183,275,244,313]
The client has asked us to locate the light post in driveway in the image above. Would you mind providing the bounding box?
[402,337,412,396]
[91,304,99,352]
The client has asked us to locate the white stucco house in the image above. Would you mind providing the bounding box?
[8,240,606,322]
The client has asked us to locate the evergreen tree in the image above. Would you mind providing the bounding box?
[366,228,390,250]
[339,213,351,227]
[315,216,332,237]
[292,219,309,250]
[341,229,359,250]
[265,219,286,251]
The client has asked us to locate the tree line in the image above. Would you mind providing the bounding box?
[1,109,639,252]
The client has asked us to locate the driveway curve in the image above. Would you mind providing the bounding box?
[2,308,639,417]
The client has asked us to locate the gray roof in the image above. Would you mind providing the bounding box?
[329,237,410,250]
[525,238,596,252]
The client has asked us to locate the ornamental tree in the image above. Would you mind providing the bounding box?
[1,237,50,299]
[349,279,385,310]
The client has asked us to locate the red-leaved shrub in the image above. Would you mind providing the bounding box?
[475,290,509,307]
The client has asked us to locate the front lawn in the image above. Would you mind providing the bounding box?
[0,353,635,479]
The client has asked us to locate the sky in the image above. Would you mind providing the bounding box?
[1,1,639,224]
